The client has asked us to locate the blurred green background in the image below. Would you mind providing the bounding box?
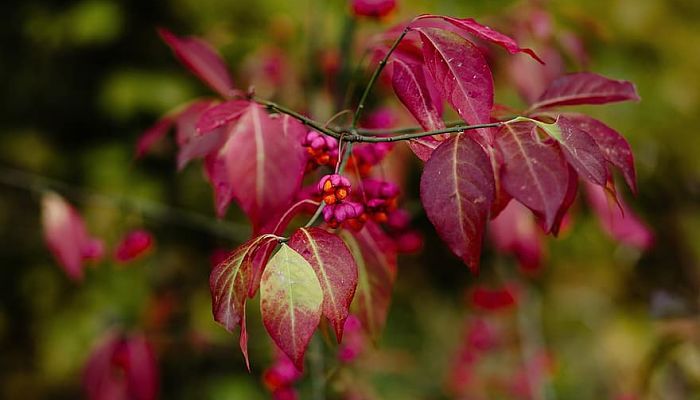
[1,0,700,399]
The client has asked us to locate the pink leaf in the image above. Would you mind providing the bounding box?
[260,244,323,370]
[564,114,637,194]
[417,28,494,144]
[550,166,579,236]
[420,134,494,271]
[196,99,250,134]
[288,227,358,342]
[340,221,398,339]
[489,201,543,272]
[204,152,235,218]
[114,229,154,263]
[83,332,158,400]
[529,72,640,110]
[495,121,569,232]
[221,104,307,231]
[415,15,543,63]
[391,57,446,161]
[158,28,235,97]
[210,234,279,333]
[584,182,653,250]
[351,0,396,18]
[41,192,104,281]
[550,116,609,187]
[173,100,228,170]
[135,115,174,159]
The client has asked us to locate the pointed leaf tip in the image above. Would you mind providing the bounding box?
[260,244,323,370]
[158,27,235,97]
[420,134,494,271]
[288,227,358,343]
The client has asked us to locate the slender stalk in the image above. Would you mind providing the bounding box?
[0,165,250,241]
[351,26,411,128]
[254,97,340,139]
[342,121,505,142]
[351,119,467,135]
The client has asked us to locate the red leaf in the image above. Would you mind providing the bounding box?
[489,201,543,273]
[548,116,609,187]
[158,28,235,97]
[288,227,358,342]
[341,222,398,339]
[83,332,158,400]
[174,100,227,170]
[260,244,323,370]
[114,229,154,263]
[417,28,494,144]
[529,72,640,110]
[564,114,637,194]
[135,115,174,159]
[420,134,495,271]
[584,182,653,250]
[41,192,104,281]
[550,166,579,236]
[495,121,569,232]
[415,15,543,63]
[204,152,235,218]
[196,99,250,134]
[220,104,307,231]
[210,235,278,333]
[390,57,446,161]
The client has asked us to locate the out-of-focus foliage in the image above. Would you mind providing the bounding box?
[1,0,699,399]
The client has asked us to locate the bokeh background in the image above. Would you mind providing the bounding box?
[1,0,700,399]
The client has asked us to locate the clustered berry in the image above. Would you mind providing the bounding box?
[363,179,399,223]
[302,130,339,171]
[318,174,366,229]
[346,143,393,177]
[384,209,423,253]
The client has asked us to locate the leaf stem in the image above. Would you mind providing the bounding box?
[253,97,340,139]
[342,121,505,142]
[351,26,411,128]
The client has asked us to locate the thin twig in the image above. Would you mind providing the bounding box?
[0,165,250,242]
[351,26,411,128]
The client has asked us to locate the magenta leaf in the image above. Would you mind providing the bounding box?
[221,104,307,231]
[391,57,446,161]
[540,116,609,187]
[529,72,640,110]
[415,15,543,63]
[288,227,358,342]
[550,166,579,236]
[584,182,653,249]
[417,28,494,144]
[41,192,104,281]
[204,152,235,218]
[173,100,227,169]
[210,234,279,368]
[495,121,569,232]
[210,234,278,333]
[135,114,174,159]
[83,332,158,400]
[196,99,250,134]
[260,244,323,370]
[158,28,235,97]
[340,221,398,339]
[420,134,495,271]
[564,114,637,193]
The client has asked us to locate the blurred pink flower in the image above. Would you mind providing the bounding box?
[351,0,396,18]
[41,192,104,281]
[83,332,159,400]
[114,229,154,263]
